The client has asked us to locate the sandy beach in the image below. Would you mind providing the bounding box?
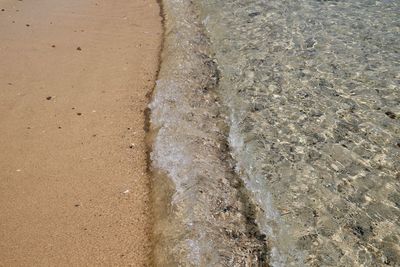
[0,0,161,265]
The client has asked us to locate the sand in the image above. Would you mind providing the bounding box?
[0,0,162,265]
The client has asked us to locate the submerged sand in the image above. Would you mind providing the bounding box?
[0,0,161,265]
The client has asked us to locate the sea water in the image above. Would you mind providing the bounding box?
[150,0,400,266]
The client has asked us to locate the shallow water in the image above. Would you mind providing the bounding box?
[150,1,267,265]
[151,0,400,266]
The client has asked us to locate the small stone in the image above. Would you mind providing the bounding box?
[305,37,316,48]
[26,24,30,27]
[248,12,260,17]
[46,96,52,100]
[385,111,396,119]
[76,112,82,116]
[76,46,82,51]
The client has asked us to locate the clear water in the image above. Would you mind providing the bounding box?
[150,1,267,265]
[151,0,400,266]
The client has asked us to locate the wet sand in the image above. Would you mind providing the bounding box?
[0,0,161,265]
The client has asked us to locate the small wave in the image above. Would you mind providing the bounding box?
[149,0,269,265]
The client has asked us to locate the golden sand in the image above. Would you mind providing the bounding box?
[0,0,162,265]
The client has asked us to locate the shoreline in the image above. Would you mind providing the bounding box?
[0,0,162,265]
[149,0,269,265]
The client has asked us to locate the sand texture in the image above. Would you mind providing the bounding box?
[0,0,162,265]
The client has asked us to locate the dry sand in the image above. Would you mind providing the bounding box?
[0,0,162,265]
